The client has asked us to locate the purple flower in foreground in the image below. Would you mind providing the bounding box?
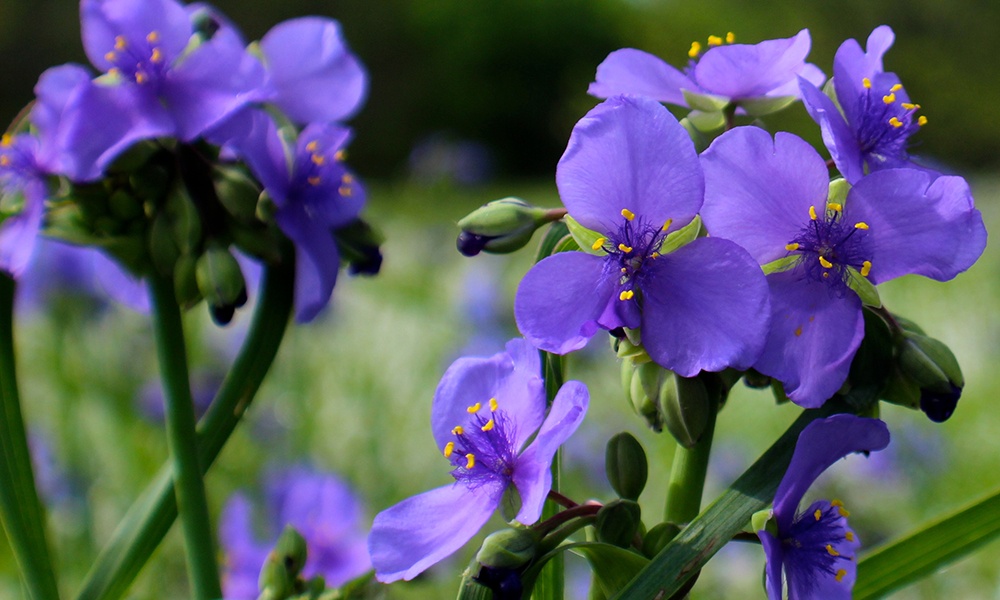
[220,467,371,599]
[515,96,769,376]
[800,26,930,183]
[759,414,890,600]
[368,338,589,582]
[700,126,986,406]
[589,30,824,111]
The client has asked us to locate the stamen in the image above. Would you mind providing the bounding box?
[466,402,481,413]
[835,569,848,582]
[334,150,347,161]
[814,509,822,521]
[862,77,872,89]
[307,176,321,186]
[795,326,803,337]
[861,261,872,277]
[451,425,464,435]
[135,72,148,84]
[854,222,869,230]
[104,51,116,62]
[688,41,702,58]
[918,115,928,126]
[592,237,606,251]
[146,31,160,44]
[890,83,903,92]
[831,499,850,517]
[342,173,354,184]
[114,35,127,50]
[726,32,735,43]
[901,102,917,110]
[888,117,903,128]
[826,544,841,557]
[443,441,455,457]
[809,205,818,221]
[707,35,723,46]
[827,202,842,212]
[465,454,476,469]
[618,243,633,253]
[339,186,353,196]
[150,48,163,63]
[785,243,800,251]
[882,93,896,104]
[619,290,634,301]
[845,531,855,542]
[306,140,319,152]
[481,419,495,432]
[0,134,11,147]
[489,398,498,411]
[0,156,9,167]
[620,208,635,221]
[818,256,833,269]
[108,67,121,78]
[662,218,673,231]
[311,153,326,166]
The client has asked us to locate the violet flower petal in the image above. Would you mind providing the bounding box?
[588,48,694,106]
[275,206,340,323]
[512,380,589,523]
[0,182,45,277]
[695,29,815,99]
[640,237,770,377]
[758,531,785,600]
[368,482,502,583]
[753,270,865,408]
[80,0,190,73]
[833,26,896,124]
[556,95,703,234]
[798,78,864,184]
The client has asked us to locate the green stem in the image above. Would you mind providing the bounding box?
[147,274,220,600]
[534,351,566,600]
[76,261,294,600]
[0,274,61,600]
[663,398,718,525]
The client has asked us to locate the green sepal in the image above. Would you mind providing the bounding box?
[846,267,881,307]
[827,177,850,207]
[567,542,650,598]
[476,527,540,569]
[613,336,649,362]
[533,220,570,263]
[605,432,648,501]
[762,254,799,275]
[682,89,730,113]
[564,215,606,256]
[881,367,921,409]
[685,110,725,133]
[660,373,711,449]
[738,95,798,117]
[750,508,775,536]
[659,215,702,255]
[595,500,642,548]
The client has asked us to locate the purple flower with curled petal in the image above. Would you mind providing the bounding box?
[514,96,769,377]
[220,466,371,599]
[759,414,890,600]
[368,338,589,582]
[700,126,986,406]
[589,30,824,110]
[800,26,931,183]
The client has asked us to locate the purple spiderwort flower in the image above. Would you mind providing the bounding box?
[514,96,769,377]
[214,112,364,322]
[700,126,986,406]
[589,30,824,111]
[799,26,930,184]
[220,467,371,599]
[758,414,890,600]
[367,338,589,582]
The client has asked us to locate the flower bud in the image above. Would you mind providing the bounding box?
[334,218,384,276]
[595,499,642,549]
[897,332,964,422]
[605,432,648,501]
[165,184,203,255]
[660,373,711,448]
[642,521,681,558]
[623,359,665,432]
[257,556,293,600]
[464,566,521,600]
[456,197,553,256]
[475,527,540,570]
[148,212,180,276]
[173,253,201,308]
[196,245,247,325]
[213,164,261,223]
[273,525,309,578]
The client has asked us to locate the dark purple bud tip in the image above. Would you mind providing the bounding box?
[920,383,961,423]
[474,566,524,600]
[456,231,490,256]
[210,303,236,326]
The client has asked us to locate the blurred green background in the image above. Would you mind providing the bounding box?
[1,0,999,598]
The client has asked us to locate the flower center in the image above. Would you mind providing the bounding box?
[442,398,518,491]
[686,31,736,61]
[0,134,40,194]
[785,202,872,291]
[592,208,670,303]
[104,31,169,85]
[783,499,856,589]
[853,78,926,168]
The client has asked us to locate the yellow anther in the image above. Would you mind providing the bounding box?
[651,251,660,258]
[846,531,855,542]
[334,150,347,161]
[146,31,160,44]
[619,290,634,301]
[707,35,723,46]
[827,202,842,212]
[592,237,606,251]
[662,218,673,231]
[135,72,148,84]
[888,117,903,128]
[150,47,163,63]
[785,243,800,251]
[688,41,702,58]
[443,441,455,458]
[861,261,872,277]
[838,506,850,517]
[489,397,498,411]
[854,222,869,230]
[862,77,872,89]
[818,256,833,269]
[882,93,896,104]
[835,569,847,582]
[307,176,321,186]
[311,153,326,166]
[831,499,843,507]
[0,156,9,167]
[465,454,476,469]
[621,208,635,221]
[809,205,818,221]
[726,32,735,43]
[108,67,121,78]
[890,83,903,92]
[1,134,11,147]
[814,509,822,521]
[618,243,633,253]
[114,35,127,50]
[104,51,116,62]
[901,102,917,110]
[342,173,354,184]
[831,499,850,517]
[452,425,464,435]
[466,402,481,413]
[306,140,319,152]
[826,544,840,557]
[481,419,495,432]
[339,185,353,197]
[918,115,928,126]
[621,267,627,273]
[795,326,803,337]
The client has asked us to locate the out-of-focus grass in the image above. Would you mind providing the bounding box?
[3,176,999,599]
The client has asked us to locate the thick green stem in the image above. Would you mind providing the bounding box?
[0,274,61,600]
[76,261,294,600]
[533,351,566,600]
[147,274,221,600]
[663,398,718,525]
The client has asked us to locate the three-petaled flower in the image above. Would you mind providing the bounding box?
[758,414,890,600]
[700,126,986,406]
[799,26,931,183]
[367,338,589,582]
[515,95,770,377]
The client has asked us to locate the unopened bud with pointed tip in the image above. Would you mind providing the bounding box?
[456,197,559,256]
[623,359,665,432]
[606,432,648,501]
[475,527,540,570]
[196,245,247,325]
[213,164,261,223]
[897,331,964,422]
[595,499,642,548]
[661,373,711,448]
